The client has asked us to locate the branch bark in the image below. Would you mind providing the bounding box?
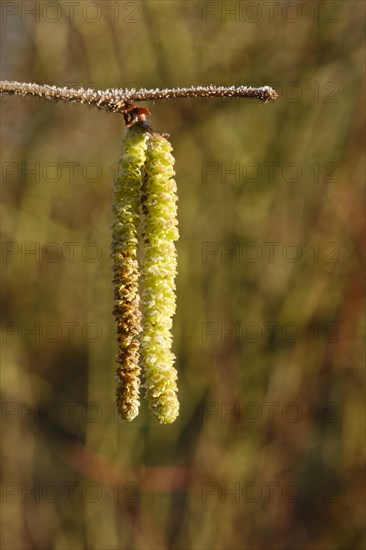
[0,80,278,114]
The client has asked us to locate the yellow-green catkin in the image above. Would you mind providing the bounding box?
[140,133,180,423]
[112,125,149,421]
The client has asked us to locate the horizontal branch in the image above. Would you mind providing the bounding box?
[0,80,278,115]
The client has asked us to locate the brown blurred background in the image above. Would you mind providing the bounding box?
[1,1,365,549]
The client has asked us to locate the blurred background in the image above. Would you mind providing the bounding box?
[1,1,365,549]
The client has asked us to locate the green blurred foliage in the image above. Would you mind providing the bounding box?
[1,1,364,549]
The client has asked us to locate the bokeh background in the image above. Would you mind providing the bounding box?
[1,1,365,549]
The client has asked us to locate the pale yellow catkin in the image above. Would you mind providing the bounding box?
[112,125,149,421]
[140,133,180,424]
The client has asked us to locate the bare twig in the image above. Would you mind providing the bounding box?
[0,80,278,114]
